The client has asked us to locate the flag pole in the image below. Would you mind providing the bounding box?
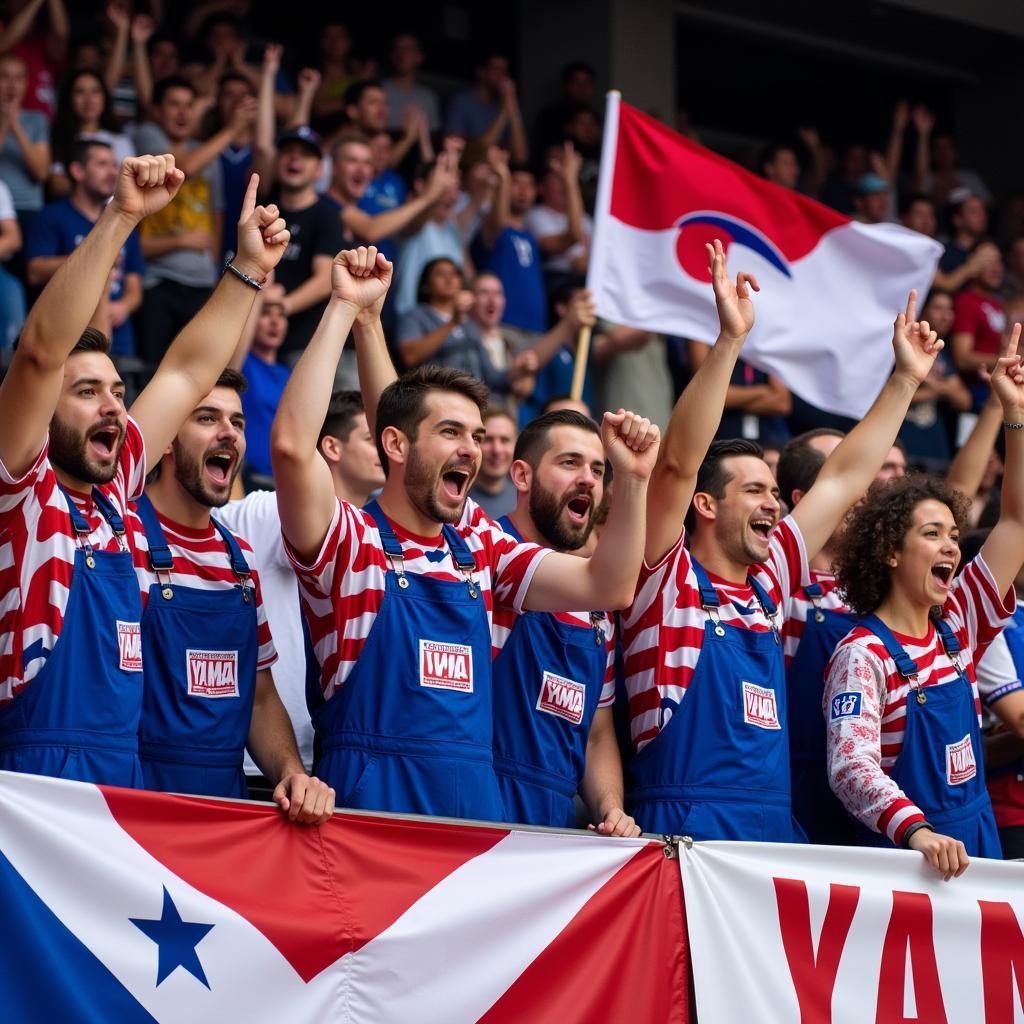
[575,89,620,404]
[569,325,592,401]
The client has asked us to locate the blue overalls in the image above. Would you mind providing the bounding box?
[0,485,144,787]
[628,558,805,842]
[306,501,503,820]
[787,582,858,844]
[858,613,1001,858]
[490,515,608,827]
[134,494,258,798]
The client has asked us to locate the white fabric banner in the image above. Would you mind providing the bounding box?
[680,840,1024,1023]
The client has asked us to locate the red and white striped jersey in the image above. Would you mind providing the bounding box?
[131,506,277,671]
[289,497,551,699]
[492,604,617,707]
[823,555,1012,846]
[621,516,809,752]
[0,420,147,703]
[781,569,849,668]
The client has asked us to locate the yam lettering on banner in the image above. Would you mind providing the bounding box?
[680,840,1024,1023]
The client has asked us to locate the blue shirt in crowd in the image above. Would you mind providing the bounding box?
[472,225,546,333]
[241,353,291,477]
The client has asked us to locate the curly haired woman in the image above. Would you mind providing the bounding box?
[824,323,1024,879]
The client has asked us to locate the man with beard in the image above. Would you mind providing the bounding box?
[489,410,639,834]
[468,406,517,519]
[132,368,333,822]
[621,241,946,843]
[0,157,291,789]
[271,245,660,821]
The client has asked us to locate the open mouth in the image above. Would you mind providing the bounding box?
[441,469,470,501]
[88,425,120,460]
[750,517,773,540]
[565,495,592,524]
[931,562,954,588]
[204,452,234,486]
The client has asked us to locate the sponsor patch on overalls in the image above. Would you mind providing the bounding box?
[186,649,239,698]
[419,640,473,693]
[742,681,780,729]
[116,620,143,672]
[536,671,585,725]
[830,691,862,720]
[946,734,977,785]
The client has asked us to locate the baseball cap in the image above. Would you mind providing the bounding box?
[856,173,891,195]
[276,125,323,158]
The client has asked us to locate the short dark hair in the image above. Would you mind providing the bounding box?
[343,79,384,111]
[70,326,111,355]
[834,474,970,616]
[685,438,764,533]
[513,409,599,469]
[214,367,247,395]
[416,257,461,304]
[376,366,489,476]
[898,192,934,219]
[759,141,795,175]
[69,136,113,170]
[217,71,253,95]
[482,404,516,427]
[923,286,955,308]
[776,428,845,508]
[318,389,364,448]
[153,75,195,107]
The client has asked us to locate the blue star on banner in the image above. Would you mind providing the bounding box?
[130,887,215,988]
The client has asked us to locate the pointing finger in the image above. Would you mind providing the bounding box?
[241,173,259,222]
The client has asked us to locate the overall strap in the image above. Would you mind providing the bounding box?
[932,615,966,679]
[57,484,127,560]
[56,483,93,537]
[749,575,778,618]
[803,581,823,601]
[364,500,404,560]
[91,487,126,536]
[133,493,174,572]
[860,613,919,678]
[691,557,725,637]
[211,516,252,579]
[441,523,477,573]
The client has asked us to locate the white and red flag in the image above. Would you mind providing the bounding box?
[587,94,942,419]
[0,771,687,1022]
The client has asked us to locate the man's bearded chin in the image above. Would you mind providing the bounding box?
[49,415,121,485]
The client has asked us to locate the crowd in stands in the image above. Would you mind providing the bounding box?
[3,0,1024,881]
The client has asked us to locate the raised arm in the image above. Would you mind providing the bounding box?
[946,391,1001,500]
[791,292,941,560]
[0,0,44,54]
[479,146,509,250]
[524,411,660,612]
[0,155,182,478]
[271,247,390,562]
[253,44,280,192]
[103,2,130,95]
[644,239,758,564]
[129,14,155,112]
[130,173,288,467]
[352,276,399,436]
[979,323,1024,597]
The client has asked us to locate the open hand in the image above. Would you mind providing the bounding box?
[602,409,660,481]
[234,173,290,279]
[706,238,759,342]
[111,154,185,222]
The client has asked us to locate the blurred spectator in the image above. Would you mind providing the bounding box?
[206,70,257,258]
[524,142,590,293]
[469,406,518,519]
[474,147,547,342]
[762,442,782,480]
[262,126,344,356]
[592,321,674,433]
[469,271,537,402]
[312,21,353,125]
[47,68,132,198]
[390,151,466,318]
[821,142,868,214]
[147,31,180,91]
[921,131,992,207]
[343,78,388,137]
[899,192,936,237]
[536,61,596,153]
[898,287,971,469]
[324,133,454,262]
[0,176,23,347]
[760,142,799,190]
[852,173,893,225]
[688,344,791,446]
[939,191,990,276]
[229,280,290,485]
[0,51,49,259]
[26,137,142,355]
[133,75,231,362]
[0,0,68,121]
[184,13,260,101]
[398,256,511,397]
[1004,237,1024,298]
[381,33,439,133]
[102,5,155,124]
[951,245,1006,409]
[446,52,527,164]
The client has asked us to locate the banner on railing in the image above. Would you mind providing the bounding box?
[679,839,1024,1023]
[0,771,687,1023]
